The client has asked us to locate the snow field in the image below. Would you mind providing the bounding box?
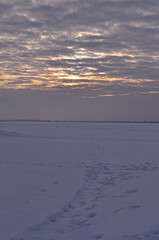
[0,122,159,240]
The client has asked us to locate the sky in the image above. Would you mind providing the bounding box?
[0,0,159,121]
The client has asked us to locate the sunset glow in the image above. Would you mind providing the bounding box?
[0,0,159,97]
[0,0,159,120]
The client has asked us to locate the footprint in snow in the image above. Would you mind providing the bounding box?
[86,212,97,218]
[127,205,141,210]
[113,188,140,198]
[114,207,125,214]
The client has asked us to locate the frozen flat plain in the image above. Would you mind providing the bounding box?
[0,122,159,240]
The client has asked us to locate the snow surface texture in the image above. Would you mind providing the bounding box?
[0,122,159,240]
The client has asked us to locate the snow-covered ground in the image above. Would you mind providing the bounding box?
[0,122,159,240]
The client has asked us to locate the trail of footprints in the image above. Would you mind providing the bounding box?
[123,227,159,240]
[13,162,158,240]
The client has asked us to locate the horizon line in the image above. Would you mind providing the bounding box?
[0,119,159,124]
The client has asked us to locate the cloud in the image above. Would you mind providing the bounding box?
[0,0,159,97]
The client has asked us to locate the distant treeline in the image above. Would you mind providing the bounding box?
[0,120,52,122]
[0,120,159,124]
[54,120,159,124]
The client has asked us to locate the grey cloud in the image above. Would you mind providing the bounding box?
[0,3,12,15]
[0,0,159,96]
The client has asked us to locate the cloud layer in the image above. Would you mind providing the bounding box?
[0,0,159,97]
